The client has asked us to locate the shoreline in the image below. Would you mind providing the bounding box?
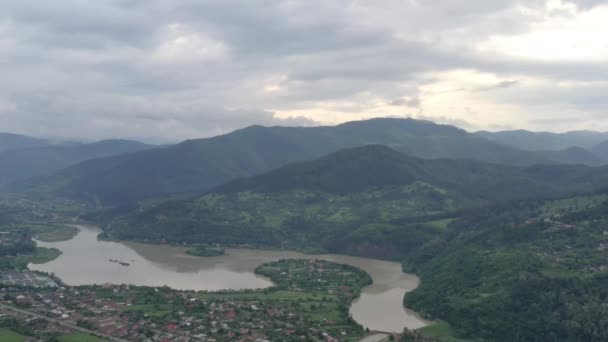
[31,224,428,332]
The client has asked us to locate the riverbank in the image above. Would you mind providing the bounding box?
[10,259,374,341]
[30,225,428,333]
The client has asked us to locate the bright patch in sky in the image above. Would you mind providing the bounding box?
[482,2,608,61]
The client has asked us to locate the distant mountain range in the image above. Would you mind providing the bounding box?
[214,144,608,202]
[476,129,608,152]
[0,133,59,153]
[0,138,151,186]
[5,118,608,204]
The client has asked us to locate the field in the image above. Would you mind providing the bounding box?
[542,194,608,217]
[27,224,79,242]
[124,304,173,318]
[423,218,454,230]
[0,328,25,342]
[15,247,61,266]
[197,290,321,301]
[57,332,105,342]
[418,322,469,342]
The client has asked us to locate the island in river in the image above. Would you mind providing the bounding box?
[29,225,428,334]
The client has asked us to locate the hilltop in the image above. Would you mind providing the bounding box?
[13,118,588,205]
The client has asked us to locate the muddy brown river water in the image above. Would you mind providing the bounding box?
[30,225,427,332]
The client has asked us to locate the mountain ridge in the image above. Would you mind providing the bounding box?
[12,117,581,205]
[0,139,152,186]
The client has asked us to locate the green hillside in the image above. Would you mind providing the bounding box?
[102,145,608,249]
[98,144,608,341]
[404,194,608,341]
[15,118,569,205]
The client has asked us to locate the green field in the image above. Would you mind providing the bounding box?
[16,247,61,265]
[542,194,608,217]
[197,290,321,301]
[0,328,25,342]
[124,304,173,318]
[57,332,105,342]
[28,224,79,242]
[423,218,455,230]
[418,322,469,342]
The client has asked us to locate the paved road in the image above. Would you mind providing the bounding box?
[0,303,129,342]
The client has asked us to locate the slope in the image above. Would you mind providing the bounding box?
[476,129,608,151]
[532,146,605,166]
[590,140,608,161]
[0,140,151,186]
[103,145,608,246]
[17,118,559,205]
[0,133,54,152]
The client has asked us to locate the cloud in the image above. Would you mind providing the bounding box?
[391,97,421,108]
[0,0,607,141]
[474,80,521,92]
[0,98,17,113]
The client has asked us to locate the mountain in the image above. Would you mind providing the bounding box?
[590,140,608,161]
[15,118,571,205]
[476,129,608,151]
[103,145,608,245]
[320,119,547,165]
[67,144,608,342]
[213,145,432,194]
[533,146,605,166]
[0,140,151,186]
[0,133,55,152]
[405,192,608,341]
[215,145,608,202]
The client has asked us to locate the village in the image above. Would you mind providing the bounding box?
[0,259,380,342]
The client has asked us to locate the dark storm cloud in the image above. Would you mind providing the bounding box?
[0,0,606,140]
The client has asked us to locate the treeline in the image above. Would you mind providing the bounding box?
[404,198,608,341]
[0,231,35,257]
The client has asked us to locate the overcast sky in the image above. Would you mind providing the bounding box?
[1,0,607,142]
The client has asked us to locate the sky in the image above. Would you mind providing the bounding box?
[0,0,607,142]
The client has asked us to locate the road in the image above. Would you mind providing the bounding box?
[0,303,129,342]
[359,333,390,342]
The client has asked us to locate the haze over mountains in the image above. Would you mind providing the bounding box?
[0,133,62,153]
[476,130,608,151]
[0,138,151,185]
[5,118,608,205]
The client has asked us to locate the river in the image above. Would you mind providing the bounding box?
[29,225,427,333]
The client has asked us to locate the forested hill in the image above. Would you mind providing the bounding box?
[213,145,433,194]
[104,144,608,245]
[14,118,595,205]
[100,144,608,341]
[214,144,608,202]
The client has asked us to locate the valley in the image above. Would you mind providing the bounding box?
[30,225,426,333]
[2,118,608,341]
